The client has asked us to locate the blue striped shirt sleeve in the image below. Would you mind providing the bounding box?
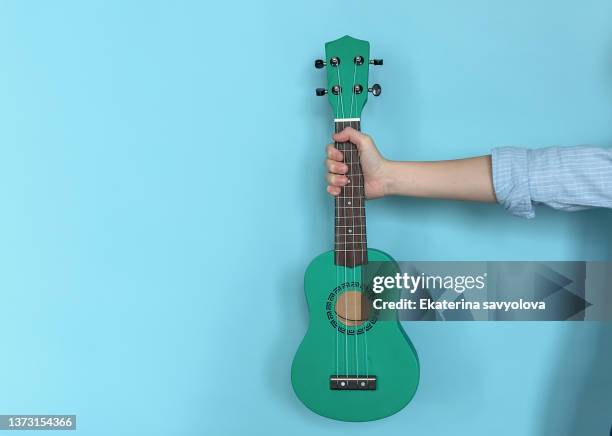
[491,145,612,218]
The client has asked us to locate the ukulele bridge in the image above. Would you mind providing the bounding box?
[330,376,377,390]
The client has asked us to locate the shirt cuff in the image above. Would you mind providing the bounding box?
[491,146,535,218]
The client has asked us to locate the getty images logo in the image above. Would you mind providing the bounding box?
[371,272,487,294]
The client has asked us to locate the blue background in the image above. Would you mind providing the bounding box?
[0,1,611,435]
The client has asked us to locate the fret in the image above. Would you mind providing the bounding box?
[336,203,365,206]
[333,119,368,267]
[335,241,367,243]
[335,233,367,236]
[335,233,366,236]
[334,241,366,244]
[336,204,365,208]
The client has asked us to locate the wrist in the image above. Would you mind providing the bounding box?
[382,160,422,197]
[380,160,400,197]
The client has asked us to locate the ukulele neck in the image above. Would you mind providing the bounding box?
[334,118,368,268]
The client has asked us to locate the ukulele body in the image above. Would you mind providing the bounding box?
[291,248,420,422]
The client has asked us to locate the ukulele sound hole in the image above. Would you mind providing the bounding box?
[334,291,370,327]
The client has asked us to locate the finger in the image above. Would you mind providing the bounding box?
[326,159,347,174]
[326,173,348,187]
[326,144,344,161]
[332,127,372,151]
[327,185,341,196]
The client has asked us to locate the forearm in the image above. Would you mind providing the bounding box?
[383,156,497,203]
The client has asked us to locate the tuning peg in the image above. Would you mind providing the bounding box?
[314,59,326,69]
[315,88,327,96]
[368,84,382,96]
[369,59,383,66]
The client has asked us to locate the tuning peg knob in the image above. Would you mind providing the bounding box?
[315,88,327,96]
[314,59,326,69]
[369,59,383,66]
[368,84,382,96]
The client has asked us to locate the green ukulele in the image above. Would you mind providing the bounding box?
[291,36,420,422]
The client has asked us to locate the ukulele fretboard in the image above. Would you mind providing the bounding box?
[334,119,368,267]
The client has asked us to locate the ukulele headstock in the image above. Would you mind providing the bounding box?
[314,35,382,119]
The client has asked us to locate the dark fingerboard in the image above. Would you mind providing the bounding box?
[334,119,368,267]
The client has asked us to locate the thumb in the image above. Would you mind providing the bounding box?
[332,127,374,152]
